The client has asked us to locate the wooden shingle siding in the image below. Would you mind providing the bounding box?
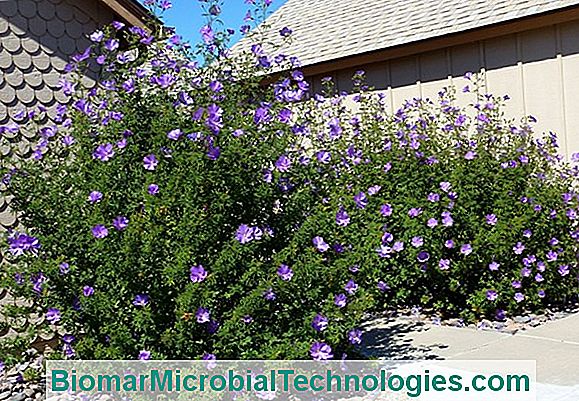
[0,0,116,128]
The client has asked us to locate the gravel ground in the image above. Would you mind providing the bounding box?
[0,353,44,401]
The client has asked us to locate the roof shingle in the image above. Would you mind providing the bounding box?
[234,0,579,67]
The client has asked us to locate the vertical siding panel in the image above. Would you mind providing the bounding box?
[419,49,451,102]
[560,20,579,156]
[390,56,420,110]
[450,43,479,111]
[484,34,525,121]
[520,27,566,151]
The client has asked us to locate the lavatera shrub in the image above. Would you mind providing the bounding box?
[1,0,578,361]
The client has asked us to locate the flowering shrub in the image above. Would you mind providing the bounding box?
[1,0,578,361]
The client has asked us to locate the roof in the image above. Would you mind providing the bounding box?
[98,0,154,29]
[235,0,579,68]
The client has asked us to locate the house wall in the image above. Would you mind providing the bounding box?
[0,0,115,232]
[310,20,579,158]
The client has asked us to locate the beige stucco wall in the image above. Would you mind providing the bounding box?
[311,20,579,158]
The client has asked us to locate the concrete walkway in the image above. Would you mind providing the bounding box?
[360,313,579,401]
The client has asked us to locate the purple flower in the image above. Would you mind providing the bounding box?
[495,309,506,321]
[280,26,292,37]
[104,38,119,51]
[464,150,477,160]
[277,264,293,281]
[334,293,347,308]
[93,143,115,161]
[59,262,70,275]
[148,184,159,195]
[444,239,455,249]
[31,273,46,294]
[417,251,430,263]
[313,236,330,252]
[7,232,40,256]
[275,155,291,172]
[112,216,128,231]
[138,350,151,360]
[310,341,333,360]
[207,145,220,161]
[514,292,525,303]
[111,21,125,31]
[46,308,61,324]
[439,259,450,270]
[382,232,393,243]
[336,208,350,227]
[167,129,183,140]
[311,313,328,332]
[427,193,440,202]
[377,245,393,258]
[354,192,368,209]
[91,225,108,239]
[133,294,150,307]
[344,279,358,295]
[538,290,546,298]
[546,250,558,262]
[236,224,254,244]
[83,286,94,297]
[441,211,454,226]
[143,154,158,170]
[152,74,176,88]
[408,208,422,218]
[316,150,331,164]
[62,135,75,146]
[486,290,498,301]
[88,191,103,203]
[460,243,472,255]
[263,288,276,301]
[558,265,570,277]
[377,281,390,292]
[485,214,497,225]
[200,25,214,44]
[411,236,423,248]
[209,80,223,92]
[440,182,452,192]
[348,329,363,345]
[513,242,525,255]
[427,218,438,228]
[89,30,104,42]
[489,261,500,271]
[254,103,272,125]
[380,204,393,217]
[196,307,211,323]
[368,185,381,195]
[190,265,208,283]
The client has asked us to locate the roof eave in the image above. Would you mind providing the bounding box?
[98,0,159,30]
